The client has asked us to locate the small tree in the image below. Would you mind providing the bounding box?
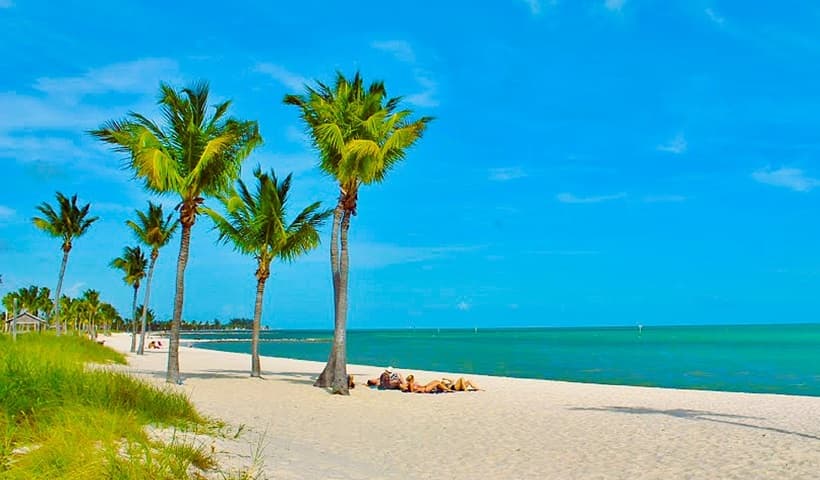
[110,246,147,351]
[32,193,98,335]
[127,202,178,354]
[205,167,330,377]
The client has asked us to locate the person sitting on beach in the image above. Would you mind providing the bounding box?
[442,377,481,391]
[402,374,452,394]
[366,367,404,390]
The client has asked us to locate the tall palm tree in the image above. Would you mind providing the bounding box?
[32,192,98,335]
[92,81,262,383]
[285,72,431,394]
[127,202,178,355]
[110,246,147,351]
[205,167,330,377]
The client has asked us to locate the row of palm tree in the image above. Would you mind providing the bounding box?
[2,285,52,318]
[2,285,125,335]
[24,72,429,395]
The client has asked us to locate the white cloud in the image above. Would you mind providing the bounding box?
[369,41,438,108]
[406,72,439,108]
[347,243,479,269]
[456,301,471,311]
[0,205,15,219]
[522,0,541,15]
[643,194,687,203]
[489,167,527,181]
[254,63,309,91]
[0,58,178,133]
[94,202,134,214]
[604,0,626,11]
[64,282,87,297]
[528,250,600,256]
[705,8,725,25]
[520,0,558,15]
[556,192,627,204]
[752,167,819,192]
[657,133,687,154]
[264,152,317,175]
[0,93,118,131]
[33,58,179,101]
[285,125,310,148]
[371,40,416,63]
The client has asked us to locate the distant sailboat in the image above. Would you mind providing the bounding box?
[638,324,643,335]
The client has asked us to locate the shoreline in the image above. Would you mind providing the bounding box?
[181,337,820,400]
[108,333,820,479]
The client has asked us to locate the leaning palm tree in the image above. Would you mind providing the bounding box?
[127,202,178,355]
[205,167,330,377]
[285,72,431,394]
[92,81,262,383]
[110,246,147,351]
[32,193,98,335]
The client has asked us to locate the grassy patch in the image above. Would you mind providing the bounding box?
[0,334,213,479]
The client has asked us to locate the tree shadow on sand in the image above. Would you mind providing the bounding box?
[568,406,820,441]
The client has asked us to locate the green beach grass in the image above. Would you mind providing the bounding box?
[0,333,226,479]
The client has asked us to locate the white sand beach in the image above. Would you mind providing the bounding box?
[106,333,820,479]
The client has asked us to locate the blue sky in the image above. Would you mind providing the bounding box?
[1,1,819,328]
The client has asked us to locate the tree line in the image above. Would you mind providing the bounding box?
[8,72,429,395]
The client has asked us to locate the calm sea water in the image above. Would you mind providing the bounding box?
[182,324,820,396]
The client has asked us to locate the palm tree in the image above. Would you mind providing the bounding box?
[32,192,98,335]
[285,72,431,394]
[205,167,330,377]
[136,304,156,332]
[110,246,147,351]
[81,289,101,338]
[92,81,262,383]
[98,302,119,335]
[127,202,178,355]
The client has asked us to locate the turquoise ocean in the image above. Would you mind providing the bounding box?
[182,324,820,397]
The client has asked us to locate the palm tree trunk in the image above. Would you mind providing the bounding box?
[137,253,158,355]
[129,284,139,352]
[329,209,351,394]
[251,271,267,378]
[315,201,344,388]
[166,222,192,384]
[52,249,70,336]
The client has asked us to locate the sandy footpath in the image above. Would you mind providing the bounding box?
[105,333,820,479]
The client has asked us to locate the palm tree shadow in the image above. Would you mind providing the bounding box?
[568,406,820,441]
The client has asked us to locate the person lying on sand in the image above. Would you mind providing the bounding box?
[366,367,404,390]
[401,374,453,393]
[442,377,481,391]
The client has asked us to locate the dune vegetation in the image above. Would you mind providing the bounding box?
[0,333,229,479]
